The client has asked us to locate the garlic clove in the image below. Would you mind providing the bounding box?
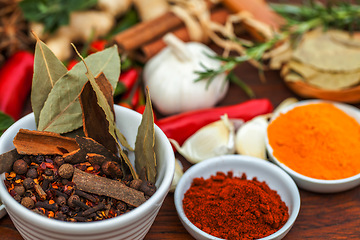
[272,97,298,118]
[170,114,235,164]
[235,116,268,160]
[170,158,184,192]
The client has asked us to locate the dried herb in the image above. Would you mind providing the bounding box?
[135,87,156,183]
[196,1,360,83]
[37,45,120,134]
[72,168,146,207]
[13,129,79,155]
[31,34,68,126]
[72,45,137,179]
[79,74,117,154]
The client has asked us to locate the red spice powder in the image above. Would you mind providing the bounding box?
[182,171,289,240]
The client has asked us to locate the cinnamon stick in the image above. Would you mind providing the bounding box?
[13,129,79,155]
[113,1,216,53]
[134,8,230,62]
[72,168,146,207]
[114,11,183,52]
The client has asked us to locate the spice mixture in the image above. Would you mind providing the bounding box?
[182,171,289,240]
[267,102,360,180]
[4,153,156,222]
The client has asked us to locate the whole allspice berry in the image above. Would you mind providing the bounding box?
[26,168,38,179]
[21,196,35,209]
[13,159,28,175]
[58,164,74,179]
[22,178,35,190]
[14,185,26,196]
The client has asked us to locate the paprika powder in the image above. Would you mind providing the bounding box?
[182,171,289,240]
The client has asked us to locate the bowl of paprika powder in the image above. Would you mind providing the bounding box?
[174,155,300,240]
[266,100,360,193]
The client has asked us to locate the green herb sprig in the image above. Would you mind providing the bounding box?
[195,1,360,88]
[20,0,98,33]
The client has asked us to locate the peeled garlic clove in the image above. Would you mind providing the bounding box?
[170,114,235,164]
[235,116,268,160]
[170,159,184,192]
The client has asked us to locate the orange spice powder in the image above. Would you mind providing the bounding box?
[267,103,360,180]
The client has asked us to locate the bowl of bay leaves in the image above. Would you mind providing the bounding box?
[0,41,175,240]
[280,29,360,103]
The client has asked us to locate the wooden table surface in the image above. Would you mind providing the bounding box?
[1,0,360,236]
[1,60,360,239]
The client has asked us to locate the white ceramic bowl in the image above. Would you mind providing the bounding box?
[266,99,360,193]
[174,155,300,240]
[0,196,6,219]
[0,105,175,240]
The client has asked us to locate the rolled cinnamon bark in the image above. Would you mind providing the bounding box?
[133,8,230,62]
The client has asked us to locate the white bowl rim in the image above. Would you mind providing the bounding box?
[174,155,301,240]
[266,99,360,185]
[0,196,6,219]
[0,105,175,233]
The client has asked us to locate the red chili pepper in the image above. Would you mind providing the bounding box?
[114,68,138,98]
[0,51,34,120]
[156,99,273,146]
[88,40,107,54]
[67,59,78,70]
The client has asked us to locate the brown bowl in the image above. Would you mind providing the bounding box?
[285,80,360,104]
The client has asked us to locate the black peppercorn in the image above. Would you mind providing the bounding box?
[14,185,26,196]
[13,159,28,175]
[21,196,35,209]
[58,164,74,179]
[22,178,35,190]
[26,168,38,179]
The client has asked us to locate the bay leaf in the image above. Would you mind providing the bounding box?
[31,35,68,126]
[79,74,117,154]
[73,46,137,179]
[135,87,156,183]
[37,45,120,134]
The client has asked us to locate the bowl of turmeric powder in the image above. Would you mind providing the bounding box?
[266,99,360,193]
[174,155,300,240]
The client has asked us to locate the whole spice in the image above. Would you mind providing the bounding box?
[183,171,289,240]
[268,102,360,180]
[0,51,34,120]
[156,99,273,146]
[143,33,228,115]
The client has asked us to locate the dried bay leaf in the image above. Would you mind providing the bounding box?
[79,75,117,154]
[73,46,137,179]
[31,35,68,126]
[37,45,120,134]
[135,87,156,183]
[292,29,360,72]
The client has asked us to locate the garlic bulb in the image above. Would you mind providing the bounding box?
[235,116,268,160]
[170,159,184,192]
[143,33,228,115]
[170,114,236,164]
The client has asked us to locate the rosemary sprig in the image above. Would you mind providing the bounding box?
[195,1,360,87]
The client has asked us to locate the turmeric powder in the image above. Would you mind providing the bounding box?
[267,102,360,180]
